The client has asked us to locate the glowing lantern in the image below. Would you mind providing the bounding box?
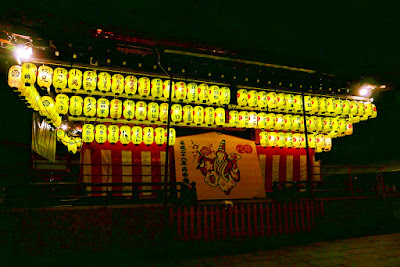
[8,65,22,89]
[236,89,247,106]
[371,104,377,118]
[334,99,343,116]
[111,74,124,95]
[316,134,325,153]
[98,72,111,92]
[365,102,373,116]
[277,132,286,148]
[293,95,303,113]
[349,101,358,116]
[276,93,286,111]
[248,111,257,128]
[53,68,68,89]
[69,96,83,117]
[291,115,302,132]
[155,127,165,145]
[168,128,176,146]
[300,134,306,148]
[138,77,151,97]
[323,117,333,133]
[108,125,119,144]
[56,129,66,141]
[187,82,198,102]
[285,94,295,112]
[55,94,69,115]
[345,121,353,135]
[285,133,293,148]
[68,69,82,90]
[40,96,55,119]
[342,100,350,116]
[259,131,268,147]
[119,125,131,145]
[194,106,205,125]
[131,126,143,145]
[209,85,220,104]
[143,127,154,145]
[110,99,122,120]
[204,107,215,125]
[97,98,110,118]
[338,118,347,135]
[238,111,249,128]
[247,90,258,107]
[308,116,318,132]
[350,115,360,124]
[257,91,268,109]
[308,134,316,149]
[83,71,97,92]
[175,81,187,100]
[151,78,163,98]
[329,130,338,139]
[124,75,137,95]
[183,105,194,124]
[148,102,159,122]
[163,80,174,98]
[311,96,319,114]
[318,97,327,115]
[95,124,107,144]
[316,117,324,133]
[324,137,332,152]
[37,65,53,90]
[267,132,278,147]
[304,95,312,114]
[220,87,230,105]
[326,98,335,114]
[266,113,276,131]
[83,97,97,117]
[275,114,285,131]
[135,101,147,121]
[123,100,135,120]
[21,63,37,85]
[331,117,340,133]
[357,102,365,116]
[267,92,277,110]
[160,103,169,122]
[171,104,183,123]
[228,110,239,126]
[197,83,208,102]
[68,140,77,154]
[257,112,268,129]
[283,114,292,132]
[82,124,95,143]
[293,133,302,149]
[215,107,226,126]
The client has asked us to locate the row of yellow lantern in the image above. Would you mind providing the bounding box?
[259,131,332,153]
[9,64,231,105]
[56,129,82,154]
[81,124,176,146]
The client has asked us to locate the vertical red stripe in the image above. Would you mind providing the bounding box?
[111,148,122,196]
[91,146,103,196]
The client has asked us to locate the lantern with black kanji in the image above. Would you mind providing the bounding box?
[37,65,53,90]
[95,124,107,144]
[345,120,353,135]
[175,81,187,100]
[209,85,220,104]
[323,117,332,133]
[97,98,110,118]
[334,98,343,116]
[187,82,198,102]
[40,96,55,119]
[257,112,267,129]
[285,133,293,148]
[111,74,124,95]
[267,92,277,110]
[237,89,247,106]
[53,67,68,89]
[275,114,285,131]
[304,95,312,114]
[123,100,135,120]
[276,93,286,111]
[308,134,316,149]
[110,99,122,120]
[151,78,163,98]
[163,80,174,98]
[357,101,365,117]
[183,105,194,125]
[342,99,350,116]
[238,111,249,128]
[155,127,165,145]
[194,106,205,125]
[148,102,159,122]
[132,126,143,145]
[266,113,276,131]
[285,94,295,112]
[257,91,268,109]
[83,70,97,92]
[21,63,37,86]
[55,94,69,115]
[364,102,372,116]
[259,131,268,147]
[171,104,182,123]
[98,72,111,92]
[324,136,332,152]
[125,75,137,96]
[143,127,154,145]
[277,132,286,148]
[204,107,215,125]
[371,104,377,118]
[135,101,147,121]
[349,101,358,116]
[293,133,301,149]
[318,97,327,115]
[267,132,278,147]
[220,87,230,105]
[248,111,257,128]
[138,77,150,97]
[291,115,302,132]
[247,90,258,107]
[69,96,83,117]
[83,97,97,117]
[308,116,318,132]
[316,134,325,153]
[168,128,176,146]
[326,97,335,114]
[293,95,303,113]
[228,110,239,126]
[8,65,22,89]
[119,125,131,145]
[197,83,208,103]
[283,114,292,132]
[316,117,324,133]
[108,125,119,144]
[311,96,319,114]
[82,124,95,143]
[68,69,82,90]
[159,103,169,123]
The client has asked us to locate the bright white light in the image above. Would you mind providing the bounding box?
[61,124,68,130]
[370,98,374,102]
[359,85,372,97]
[14,45,33,63]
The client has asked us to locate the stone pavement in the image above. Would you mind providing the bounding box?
[176,233,400,266]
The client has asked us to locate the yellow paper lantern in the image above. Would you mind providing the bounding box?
[83,97,97,117]
[318,97,327,115]
[345,121,353,135]
[357,102,365,116]
[349,101,358,116]
[21,63,37,86]
[155,127,165,145]
[160,103,169,122]
[316,134,325,153]
[83,70,97,92]
[300,134,306,148]
[148,102,160,122]
[293,133,302,149]
[277,132,286,148]
[350,115,360,124]
[197,83,208,102]
[187,82,198,102]
[95,124,107,144]
[360,114,368,122]
[291,115,302,132]
[331,117,340,133]
[208,85,220,104]
[299,118,305,132]
[123,100,135,120]
[267,92,277,110]
[97,98,110,118]
[283,114,292,132]
[175,81,187,100]
[138,77,151,97]
[308,134,316,149]
[323,117,332,133]
[257,91,268,109]
[110,99,123,120]
[275,114,285,131]
[329,130,338,139]
[276,93,287,111]
[219,87,230,105]
[326,98,335,114]
[259,131,268,147]
[143,127,154,145]
[135,101,147,121]
[304,95,312,114]
[183,105,194,124]
[163,80,174,98]
[227,110,238,126]
[247,90,258,107]
[371,104,377,118]
[257,112,268,129]
[248,111,257,128]
[308,116,318,132]
[69,96,83,117]
[338,118,347,135]
[119,125,132,145]
[8,65,22,89]
[266,113,276,131]
[53,68,68,89]
[285,133,293,148]
[98,72,111,92]
[108,125,120,144]
[311,96,319,114]
[168,128,176,146]
[334,99,343,116]
[285,94,295,112]
[316,117,324,133]
[194,106,205,125]
[56,129,66,141]
[68,69,82,90]
[267,132,278,147]
[55,94,69,115]
[40,96,55,119]
[204,107,215,125]
[171,104,183,123]
[111,74,124,95]
[68,140,78,154]
[37,65,53,89]
[293,95,303,113]
[236,89,247,106]
[365,102,373,116]
[342,100,350,116]
[124,75,138,95]
[151,78,163,98]
[131,126,143,145]
[82,124,95,143]
[238,111,249,128]
[324,137,332,152]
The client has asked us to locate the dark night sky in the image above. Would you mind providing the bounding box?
[1,1,399,168]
